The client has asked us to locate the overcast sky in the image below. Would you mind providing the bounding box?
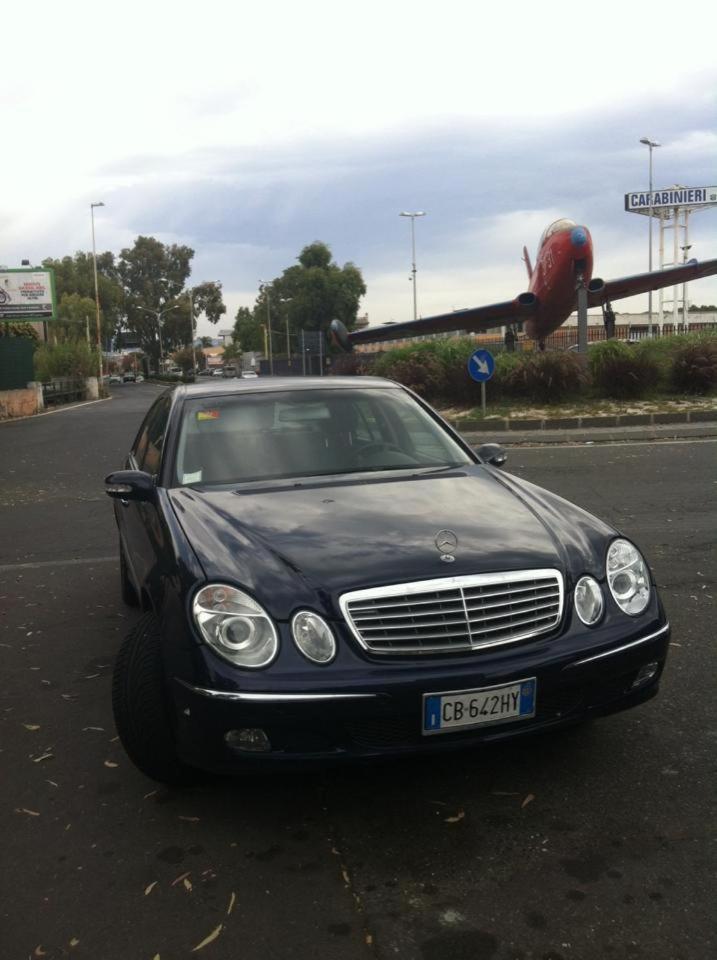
[3,0,716,335]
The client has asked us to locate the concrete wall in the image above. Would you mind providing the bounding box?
[0,384,43,420]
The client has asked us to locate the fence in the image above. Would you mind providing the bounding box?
[0,336,35,390]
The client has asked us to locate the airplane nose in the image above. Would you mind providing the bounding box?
[571,227,588,248]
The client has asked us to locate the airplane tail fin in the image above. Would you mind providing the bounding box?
[522,246,533,280]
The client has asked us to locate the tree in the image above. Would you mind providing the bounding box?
[232,306,264,353]
[172,346,196,374]
[116,237,226,367]
[222,342,243,362]
[259,242,366,353]
[42,251,124,343]
[54,292,98,343]
[200,336,214,347]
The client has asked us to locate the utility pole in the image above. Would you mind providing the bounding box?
[260,282,274,374]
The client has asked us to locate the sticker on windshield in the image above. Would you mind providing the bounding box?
[182,470,203,484]
[197,410,220,421]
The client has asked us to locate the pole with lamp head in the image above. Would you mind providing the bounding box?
[90,202,105,386]
[639,138,660,338]
[399,211,426,322]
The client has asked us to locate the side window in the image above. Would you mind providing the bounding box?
[135,396,171,475]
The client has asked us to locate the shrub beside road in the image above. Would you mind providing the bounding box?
[354,332,717,412]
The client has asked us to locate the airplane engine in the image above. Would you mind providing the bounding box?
[517,292,538,307]
[588,278,605,294]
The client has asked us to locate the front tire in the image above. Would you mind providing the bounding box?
[112,612,197,785]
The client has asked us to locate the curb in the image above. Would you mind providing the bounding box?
[450,410,717,432]
[0,395,112,425]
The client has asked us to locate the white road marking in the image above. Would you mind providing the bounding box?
[0,556,117,572]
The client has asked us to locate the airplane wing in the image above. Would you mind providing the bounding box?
[588,258,717,308]
[347,295,539,346]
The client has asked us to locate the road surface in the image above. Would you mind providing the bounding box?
[0,384,714,960]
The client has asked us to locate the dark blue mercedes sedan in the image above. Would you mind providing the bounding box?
[106,377,670,783]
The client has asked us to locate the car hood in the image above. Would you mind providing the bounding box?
[169,465,612,620]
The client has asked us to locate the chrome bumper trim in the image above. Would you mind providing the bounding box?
[567,623,670,668]
[175,679,379,703]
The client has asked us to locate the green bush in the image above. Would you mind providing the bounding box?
[671,339,717,393]
[502,351,589,403]
[372,342,446,399]
[34,341,99,381]
[588,340,661,399]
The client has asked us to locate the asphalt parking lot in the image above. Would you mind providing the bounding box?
[0,383,714,960]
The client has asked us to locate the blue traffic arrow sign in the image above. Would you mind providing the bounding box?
[468,348,495,383]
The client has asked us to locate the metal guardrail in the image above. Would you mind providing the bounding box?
[42,378,86,405]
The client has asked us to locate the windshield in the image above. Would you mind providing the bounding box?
[538,218,577,250]
[174,387,472,486]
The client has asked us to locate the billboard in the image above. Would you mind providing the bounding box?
[0,268,57,321]
[625,186,717,213]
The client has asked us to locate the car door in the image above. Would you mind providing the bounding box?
[119,393,172,595]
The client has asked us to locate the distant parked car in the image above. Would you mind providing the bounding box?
[242,370,259,378]
[109,374,122,384]
[211,368,224,377]
[136,375,145,383]
[223,365,238,378]
[123,372,136,382]
[197,369,213,377]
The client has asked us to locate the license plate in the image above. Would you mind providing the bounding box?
[422,678,536,735]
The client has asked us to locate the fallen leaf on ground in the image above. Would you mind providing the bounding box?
[23,723,41,731]
[191,924,223,952]
[83,673,101,680]
[227,892,236,916]
[144,790,157,800]
[103,760,118,768]
[492,791,520,796]
[183,877,193,892]
[82,726,105,732]
[178,815,200,822]
[61,694,79,702]
[32,753,54,763]
[521,793,536,809]
[144,881,158,895]
[33,946,46,957]
[69,937,80,947]
[46,780,58,788]
[172,871,191,887]
[16,808,40,816]
[366,933,374,946]
[444,810,465,823]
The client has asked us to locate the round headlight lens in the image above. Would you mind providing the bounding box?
[291,611,336,664]
[574,575,604,626]
[193,584,278,668]
[606,539,651,616]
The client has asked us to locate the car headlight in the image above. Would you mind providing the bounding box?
[291,611,337,664]
[574,575,604,626]
[606,539,651,616]
[192,584,279,668]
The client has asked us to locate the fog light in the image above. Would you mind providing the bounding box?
[224,728,271,753]
[632,661,659,688]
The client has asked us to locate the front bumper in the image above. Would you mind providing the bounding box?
[170,622,670,772]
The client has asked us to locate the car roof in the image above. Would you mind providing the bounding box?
[174,376,401,400]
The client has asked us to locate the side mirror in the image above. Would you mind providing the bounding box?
[105,470,156,502]
[477,443,507,468]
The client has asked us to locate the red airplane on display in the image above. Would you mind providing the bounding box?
[331,218,717,349]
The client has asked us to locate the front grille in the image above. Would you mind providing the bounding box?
[340,570,563,656]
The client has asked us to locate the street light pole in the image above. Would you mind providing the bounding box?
[400,211,425,321]
[639,138,660,338]
[90,201,105,386]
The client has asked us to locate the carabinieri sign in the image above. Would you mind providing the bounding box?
[624,186,717,212]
